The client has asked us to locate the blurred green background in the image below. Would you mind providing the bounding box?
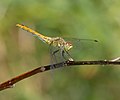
[0,0,120,100]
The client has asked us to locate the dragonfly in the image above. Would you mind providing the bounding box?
[16,24,98,62]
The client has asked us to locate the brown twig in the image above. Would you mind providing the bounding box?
[0,57,120,91]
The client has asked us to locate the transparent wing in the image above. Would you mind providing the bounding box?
[63,37,99,60]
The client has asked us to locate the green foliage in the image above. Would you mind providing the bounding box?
[0,0,120,100]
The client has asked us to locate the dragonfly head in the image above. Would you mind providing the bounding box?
[64,42,73,51]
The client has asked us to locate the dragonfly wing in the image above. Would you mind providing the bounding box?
[63,37,99,60]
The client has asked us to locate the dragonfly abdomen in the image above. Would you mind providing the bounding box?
[16,24,52,44]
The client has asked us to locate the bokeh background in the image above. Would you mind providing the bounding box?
[0,0,120,100]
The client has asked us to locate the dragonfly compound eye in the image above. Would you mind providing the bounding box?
[65,42,73,51]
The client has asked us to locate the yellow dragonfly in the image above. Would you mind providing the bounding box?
[16,24,97,62]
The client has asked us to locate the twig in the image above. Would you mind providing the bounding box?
[0,57,120,91]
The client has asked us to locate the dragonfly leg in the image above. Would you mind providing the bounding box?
[52,49,59,63]
[49,42,57,63]
[49,45,61,70]
[52,49,59,55]
[61,50,68,61]
[65,50,74,61]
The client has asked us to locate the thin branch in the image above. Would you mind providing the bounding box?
[0,57,120,91]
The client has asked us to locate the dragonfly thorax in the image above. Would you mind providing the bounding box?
[50,37,73,51]
[51,37,66,47]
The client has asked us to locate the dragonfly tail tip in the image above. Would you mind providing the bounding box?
[94,40,98,42]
